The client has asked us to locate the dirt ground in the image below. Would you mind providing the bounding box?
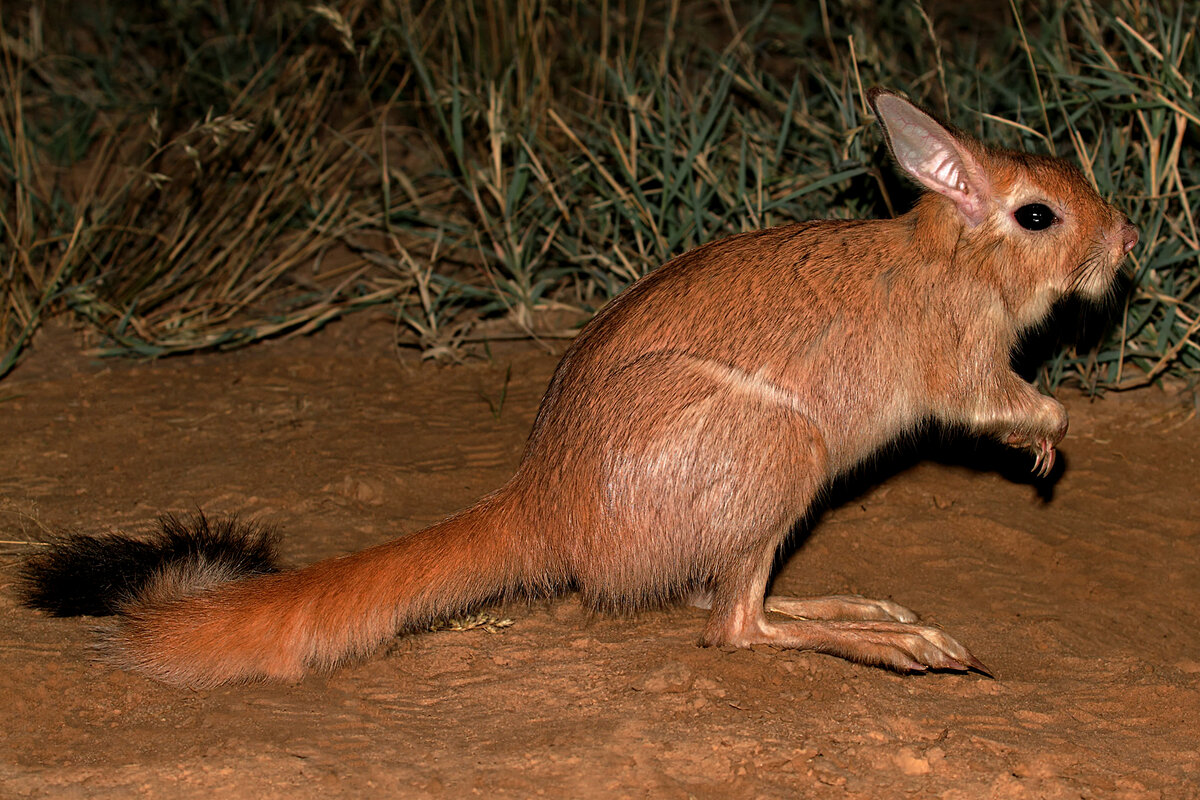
[1,318,1198,799]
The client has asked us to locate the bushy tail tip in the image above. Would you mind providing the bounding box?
[19,513,280,617]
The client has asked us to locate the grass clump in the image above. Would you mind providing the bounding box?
[0,0,1196,391]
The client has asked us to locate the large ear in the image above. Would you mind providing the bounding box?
[867,89,991,227]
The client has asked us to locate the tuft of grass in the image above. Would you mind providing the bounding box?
[1,0,1197,390]
[1,2,422,372]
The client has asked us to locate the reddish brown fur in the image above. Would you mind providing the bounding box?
[105,496,547,687]
[101,90,1137,686]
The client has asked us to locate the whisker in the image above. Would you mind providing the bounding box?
[1066,240,1108,296]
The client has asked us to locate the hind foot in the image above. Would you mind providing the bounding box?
[764,594,919,623]
[770,618,993,676]
[710,616,992,677]
[701,589,992,677]
[689,592,916,623]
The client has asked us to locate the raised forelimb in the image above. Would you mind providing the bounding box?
[958,372,1069,477]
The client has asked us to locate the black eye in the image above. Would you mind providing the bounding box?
[1014,203,1057,231]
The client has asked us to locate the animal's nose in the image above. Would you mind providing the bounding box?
[1121,222,1139,255]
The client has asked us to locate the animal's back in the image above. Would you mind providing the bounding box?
[521,216,927,479]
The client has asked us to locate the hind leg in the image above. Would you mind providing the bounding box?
[562,356,987,674]
[691,591,918,622]
[700,552,991,675]
[765,594,919,623]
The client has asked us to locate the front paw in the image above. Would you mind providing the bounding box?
[1003,398,1067,477]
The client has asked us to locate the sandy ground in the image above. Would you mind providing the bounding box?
[1,319,1198,799]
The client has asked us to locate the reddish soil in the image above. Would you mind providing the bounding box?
[1,319,1198,799]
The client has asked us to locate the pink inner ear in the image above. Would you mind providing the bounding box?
[874,95,990,226]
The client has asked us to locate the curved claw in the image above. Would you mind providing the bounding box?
[1031,438,1056,478]
[957,650,995,679]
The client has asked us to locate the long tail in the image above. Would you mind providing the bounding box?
[21,499,542,688]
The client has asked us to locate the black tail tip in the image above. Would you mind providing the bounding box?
[19,512,281,617]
